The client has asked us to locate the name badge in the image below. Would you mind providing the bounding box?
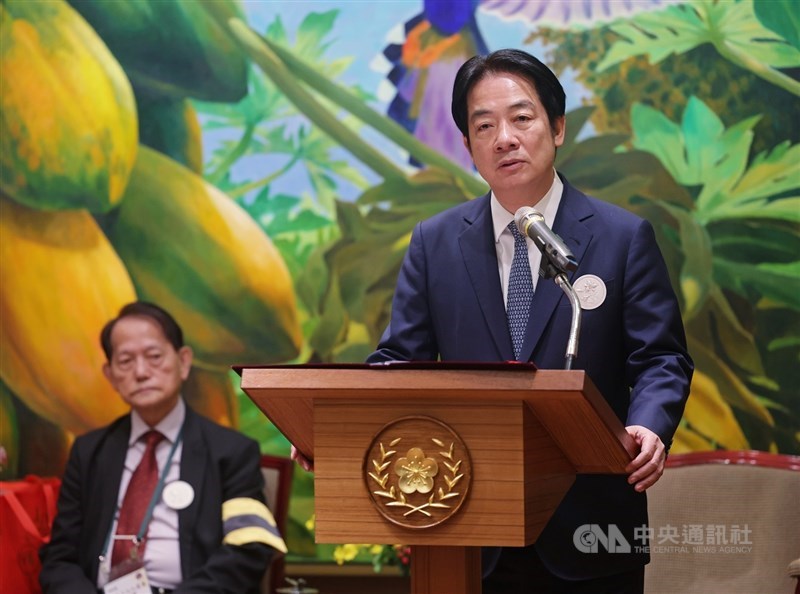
[163,480,195,510]
[104,564,151,594]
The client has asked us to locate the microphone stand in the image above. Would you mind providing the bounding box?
[554,273,581,370]
[540,261,582,370]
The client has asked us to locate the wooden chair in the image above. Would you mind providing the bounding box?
[645,451,800,594]
[260,454,294,594]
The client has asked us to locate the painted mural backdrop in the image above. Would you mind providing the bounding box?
[1,0,798,566]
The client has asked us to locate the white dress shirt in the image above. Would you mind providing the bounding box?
[491,170,564,306]
[98,398,185,589]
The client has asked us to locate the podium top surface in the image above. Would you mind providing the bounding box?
[236,363,635,471]
[232,360,538,375]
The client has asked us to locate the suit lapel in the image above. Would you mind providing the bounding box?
[458,194,514,360]
[178,407,207,578]
[89,417,130,579]
[519,181,595,362]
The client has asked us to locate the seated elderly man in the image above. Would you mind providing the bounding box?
[40,301,286,594]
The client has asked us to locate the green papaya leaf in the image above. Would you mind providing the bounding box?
[711,222,800,264]
[309,273,347,358]
[688,337,774,426]
[768,336,800,351]
[753,0,800,52]
[630,103,693,185]
[660,204,713,320]
[296,10,340,62]
[294,245,331,317]
[358,167,473,210]
[554,106,596,163]
[599,0,800,95]
[634,97,760,209]
[714,259,800,310]
[727,141,800,204]
[683,368,750,450]
[706,287,767,379]
[599,3,709,70]
[672,424,718,453]
[708,197,800,224]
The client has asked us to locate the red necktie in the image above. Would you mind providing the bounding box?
[111,430,164,568]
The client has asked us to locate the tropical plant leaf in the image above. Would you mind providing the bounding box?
[683,369,750,450]
[296,10,338,60]
[704,287,767,379]
[309,272,348,357]
[754,0,800,52]
[724,141,800,205]
[631,97,761,212]
[671,424,717,453]
[708,197,800,223]
[554,106,596,163]
[715,259,800,310]
[629,102,694,186]
[264,12,288,45]
[710,221,800,264]
[688,337,774,427]
[768,336,800,351]
[599,0,800,72]
[656,203,713,320]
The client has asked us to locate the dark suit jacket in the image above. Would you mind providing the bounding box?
[39,405,272,593]
[368,175,693,579]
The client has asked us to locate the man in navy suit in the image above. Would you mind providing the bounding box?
[40,301,287,594]
[367,49,693,593]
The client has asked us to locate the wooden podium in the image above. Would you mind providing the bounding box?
[237,363,635,594]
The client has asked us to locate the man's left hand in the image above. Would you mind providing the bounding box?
[624,425,666,492]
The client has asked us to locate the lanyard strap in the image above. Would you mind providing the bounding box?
[101,423,184,559]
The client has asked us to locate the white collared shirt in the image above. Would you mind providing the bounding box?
[98,398,185,589]
[491,171,564,306]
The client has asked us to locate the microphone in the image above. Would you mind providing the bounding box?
[514,206,578,277]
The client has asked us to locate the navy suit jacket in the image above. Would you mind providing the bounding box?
[368,175,693,579]
[39,405,272,593]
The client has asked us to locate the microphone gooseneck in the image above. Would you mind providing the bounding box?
[513,206,581,370]
[514,206,578,279]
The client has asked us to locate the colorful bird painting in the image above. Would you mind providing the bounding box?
[379,0,683,169]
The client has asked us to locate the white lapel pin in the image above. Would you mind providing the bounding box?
[573,274,607,310]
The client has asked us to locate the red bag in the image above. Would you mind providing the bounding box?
[0,476,61,594]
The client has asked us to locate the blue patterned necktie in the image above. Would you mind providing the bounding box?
[506,221,534,360]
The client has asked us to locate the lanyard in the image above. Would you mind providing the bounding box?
[100,423,184,560]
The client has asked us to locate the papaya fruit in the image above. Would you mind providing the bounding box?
[183,367,238,428]
[102,146,302,367]
[0,0,137,213]
[66,0,248,101]
[0,197,134,434]
[137,93,204,175]
[13,394,73,478]
[0,380,19,479]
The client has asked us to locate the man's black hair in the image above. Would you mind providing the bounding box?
[100,301,184,360]
[451,48,566,140]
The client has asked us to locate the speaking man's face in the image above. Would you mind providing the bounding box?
[463,72,565,206]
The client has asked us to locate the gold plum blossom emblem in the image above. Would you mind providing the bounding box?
[394,447,438,494]
[365,416,472,529]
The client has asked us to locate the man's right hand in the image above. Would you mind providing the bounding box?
[290,445,314,472]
